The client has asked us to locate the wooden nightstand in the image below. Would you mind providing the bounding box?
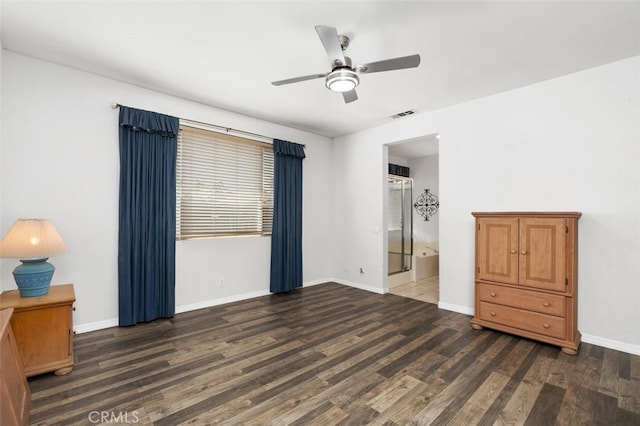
[0,284,75,377]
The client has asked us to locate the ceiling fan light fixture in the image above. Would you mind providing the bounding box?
[325,68,359,92]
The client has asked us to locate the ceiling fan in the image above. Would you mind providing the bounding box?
[271,25,421,104]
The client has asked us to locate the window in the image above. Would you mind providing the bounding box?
[176,125,274,239]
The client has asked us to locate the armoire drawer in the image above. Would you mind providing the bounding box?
[477,283,565,317]
[478,301,566,340]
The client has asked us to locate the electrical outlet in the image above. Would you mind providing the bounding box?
[360,267,364,276]
[219,278,224,288]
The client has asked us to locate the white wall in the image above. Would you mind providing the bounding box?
[0,51,334,331]
[409,155,439,244]
[333,56,640,354]
[388,155,409,167]
[331,134,388,293]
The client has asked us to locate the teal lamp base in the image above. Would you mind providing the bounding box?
[13,258,55,297]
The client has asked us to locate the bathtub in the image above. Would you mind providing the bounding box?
[411,242,439,282]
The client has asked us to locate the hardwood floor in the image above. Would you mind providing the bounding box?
[27,283,640,425]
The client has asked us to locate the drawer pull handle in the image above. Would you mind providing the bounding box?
[521,250,527,255]
[490,292,496,297]
[510,249,517,254]
[542,301,550,307]
[490,311,496,317]
[543,323,550,329]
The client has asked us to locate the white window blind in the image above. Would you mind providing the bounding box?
[176,125,274,239]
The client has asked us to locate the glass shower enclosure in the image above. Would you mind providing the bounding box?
[388,176,413,275]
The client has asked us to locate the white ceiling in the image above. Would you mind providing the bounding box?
[2,1,639,139]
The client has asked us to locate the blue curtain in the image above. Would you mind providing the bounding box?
[270,139,306,293]
[118,106,179,326]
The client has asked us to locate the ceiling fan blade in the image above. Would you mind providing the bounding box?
[315,25,346,66]
[357,54,421,74]
[342,89,358,103]
[271,73,327,86]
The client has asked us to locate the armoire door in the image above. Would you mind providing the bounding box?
[476,217,519,285]
[518,218,566,292]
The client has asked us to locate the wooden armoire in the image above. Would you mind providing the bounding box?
[470,212,581,354]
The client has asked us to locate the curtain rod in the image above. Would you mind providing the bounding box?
[111,102,304,147]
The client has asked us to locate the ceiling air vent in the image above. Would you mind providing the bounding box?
[391,110,416,119]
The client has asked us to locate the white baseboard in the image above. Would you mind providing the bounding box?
[329,278,385,295]
[581,333,640,356]
[437,301,474,316]
[175,289,271,314]
[74,318,119,334]
[303,278,332,287]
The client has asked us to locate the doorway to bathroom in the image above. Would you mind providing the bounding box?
[386,134,440,304]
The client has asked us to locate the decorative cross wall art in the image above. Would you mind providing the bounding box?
[414,188,440,221]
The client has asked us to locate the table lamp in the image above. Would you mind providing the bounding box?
[0,218,69,297]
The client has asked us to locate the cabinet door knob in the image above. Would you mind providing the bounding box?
[490,292,496,297]
[542,301,550,307]
[510,249,517,254]
[521,250,527,255]
[490,311,496,317]
[543,323,550,329]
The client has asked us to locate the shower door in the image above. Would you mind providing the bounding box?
[388,176,413,275]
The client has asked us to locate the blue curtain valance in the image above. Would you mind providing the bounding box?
[273,139,306,158]
[119,106,179,137]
